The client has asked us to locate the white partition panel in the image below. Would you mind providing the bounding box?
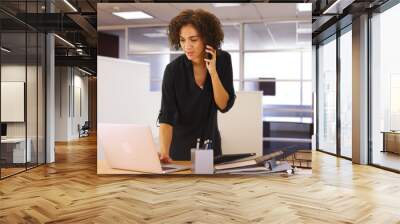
[97,56,159,164]
[1,82,25,122]
[219,91,263,156]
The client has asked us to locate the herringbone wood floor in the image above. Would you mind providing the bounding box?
[1,134,400,224]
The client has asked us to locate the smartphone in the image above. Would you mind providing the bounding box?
[205,52,213,60]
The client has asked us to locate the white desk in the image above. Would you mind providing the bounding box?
[1,138,31,163]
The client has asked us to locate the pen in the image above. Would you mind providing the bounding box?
[208,140,212,150]
[196,138,200,150]
[203,139,209,150]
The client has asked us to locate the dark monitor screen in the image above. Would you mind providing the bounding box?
[258,78,276,96]
[1,123,7,137]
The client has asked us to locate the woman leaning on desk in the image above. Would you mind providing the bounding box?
[157,9,236,162]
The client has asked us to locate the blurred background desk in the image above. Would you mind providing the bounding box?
[1,138,31,164]
[382,131,400,154]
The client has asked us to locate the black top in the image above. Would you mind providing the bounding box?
[158,50,236,161]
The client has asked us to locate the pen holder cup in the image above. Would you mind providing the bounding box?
[191,148,214,174]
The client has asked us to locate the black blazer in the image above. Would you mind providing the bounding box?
[158,50,236,160]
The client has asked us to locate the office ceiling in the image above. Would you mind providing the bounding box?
[312,0,390,44]
[0,0,97,14]
[98,3,312,51]
[0,1,313,75]
[0,0,98,73]
[98,3,311,27]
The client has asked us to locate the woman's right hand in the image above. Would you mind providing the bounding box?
[158,151,172,164]
[159,123,173,164]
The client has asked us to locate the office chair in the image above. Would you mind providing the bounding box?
[79,121,90,138]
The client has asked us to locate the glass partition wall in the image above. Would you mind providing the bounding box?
[317,35,337,155]
[316,25,353,159]
[370,2,400,171]
[339,27,352,159]
[316,0,400,171]
[0,31,28,177]
[0,2,46,179]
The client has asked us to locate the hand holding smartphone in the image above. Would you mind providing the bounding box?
[204,45,217,75]
[205,52,213,60]
[204,44,215,60]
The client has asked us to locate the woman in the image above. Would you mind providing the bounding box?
[158,9,235,162]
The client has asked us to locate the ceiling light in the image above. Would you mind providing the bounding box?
[297,3,312,12]
[63,0,78,12]
[322,0,354,14]
[297,23,312,33]
[1,47,11,53]
[76,49,84,55]
[156,28,167,34]
[297,41,311,45]
[323,0,341,14]
[112,11,153,20]
[212,3,241,7]
[297,28,312,34]
[54,34,75,48]
[143,33,167,38]
[78,67,92,76]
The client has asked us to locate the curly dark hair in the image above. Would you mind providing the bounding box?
[168,9,224,50]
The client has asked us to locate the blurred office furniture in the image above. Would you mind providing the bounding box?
[243,77,313,155]
[381,131,400,154]
[98,32,119,58]
[1,138,32,165]
[258,78,276,96]
[263,119,313,154]
[79,121,90,138]
[283,149,312,168]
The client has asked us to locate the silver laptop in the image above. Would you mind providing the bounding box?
[98,123,190,174]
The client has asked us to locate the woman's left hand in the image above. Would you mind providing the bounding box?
[204,45,217,76]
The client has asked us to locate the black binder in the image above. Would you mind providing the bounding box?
[214,153,256,164]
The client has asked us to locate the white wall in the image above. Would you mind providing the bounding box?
[55,67,89,141]
[97,56,263,163]
[55,67,69,141]
[72,74,89,138]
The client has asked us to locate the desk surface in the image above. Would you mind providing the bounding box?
[1,138,27,143]
[381,131,400,134]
